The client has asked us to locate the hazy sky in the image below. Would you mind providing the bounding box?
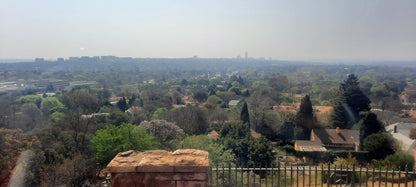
[1,0,415,61]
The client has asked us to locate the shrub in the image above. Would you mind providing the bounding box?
[385,150,415,171]
[91,123,159,166]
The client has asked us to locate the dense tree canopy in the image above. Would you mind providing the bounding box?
[181,136,235,167]
[358,111,385,148]
[2,59,416,185]
[139,120,184,150]
[91,123,159,166]
[240,102,250,128]
[363,132,395,160]
[295,95,315,139]
[331,74,371,129]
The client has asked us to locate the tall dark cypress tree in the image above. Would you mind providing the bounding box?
[341,74,371,115]
[358,111,385,149]
[331,74,371,128]
[295,95,315,138]
[330,95,349,128]
[240,102,250,129]
[117,97,128,112]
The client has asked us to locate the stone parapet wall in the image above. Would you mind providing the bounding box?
[106,149,209,187]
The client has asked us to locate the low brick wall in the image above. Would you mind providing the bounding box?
[106,149,210,187]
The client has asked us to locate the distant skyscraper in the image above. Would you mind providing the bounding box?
[245,52,248,60]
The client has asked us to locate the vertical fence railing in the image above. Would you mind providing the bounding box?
[209,163,416,187]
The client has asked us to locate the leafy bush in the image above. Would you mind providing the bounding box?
[295,151,369,163]
[181,136,235,167]
[139,120,184,150]
[385,150,415,171]
[363,132,395,160]
[91,123,159,166]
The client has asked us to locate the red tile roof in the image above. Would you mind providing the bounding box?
[208,130,219,139]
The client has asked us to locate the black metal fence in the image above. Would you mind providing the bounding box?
[209,163,416,187]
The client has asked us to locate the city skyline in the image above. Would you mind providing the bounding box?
[1,0,416,62]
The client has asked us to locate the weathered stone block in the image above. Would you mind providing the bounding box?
[107,149,209,187]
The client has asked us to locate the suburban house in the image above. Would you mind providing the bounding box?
[207,130,219,139]
[386,123,416,151]
[295,128,360,152]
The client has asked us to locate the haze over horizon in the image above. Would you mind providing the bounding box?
[1,0,415,62]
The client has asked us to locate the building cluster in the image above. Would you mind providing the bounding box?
[33,56,136,63]
[0,79,97,92]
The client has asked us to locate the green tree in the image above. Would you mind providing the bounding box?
[161,106,208,135]
[242,89,250,97]
[60,88,101,114]
[193,89,208,102]
[151,107,168,119]
[139,120,185,150]
[41,97,65,115]
[228,86,241,95]
[357,111,385,149]
[330,95,349,128]
[363,132,395,160]
[295,95,315,139]
[268,75,289,91]
[117,97,128,112]
[249,136,275,167]
[384,150,415,171]
[217,121,275,169]
[205,95,222,110]
[341,74,371,114]
[181,136,235,167]
[91,123,159,166]
[240,102,250,129]
[217,121,251,166]
[331,74,371,129]
[18,95,43,108]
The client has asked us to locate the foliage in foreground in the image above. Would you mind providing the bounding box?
[181,135,236,167]
[91,123,159,166]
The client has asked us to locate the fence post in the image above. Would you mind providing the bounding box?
[265,164,268,187]
[259,164,261,187]
[406,164,408,187]
[240,164,243,187]
[296,164,299,187]
[372,165,375,187]
[234,164,237,187]
[412,167,415,187]
[291,163,293,187]
[399,166,402,187]
[321,163,323,187]
[379,165,381,187]
[272,163,274,187]
[366,164,369,187]
[228,163,231,187]
[385,164,388,187]
[315,164,317,187]
[284,162,286,187]
[223,164,225,187]
[253,164,256,187]
[209,167,212,187]
[247,164,249,187]
[327,163,330,187]
[359,165,362,187]
[308,163,311,187]
[352,164,355,186]
[278,161,281,187]
[216,166,219,187]
[336,164,338,186]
